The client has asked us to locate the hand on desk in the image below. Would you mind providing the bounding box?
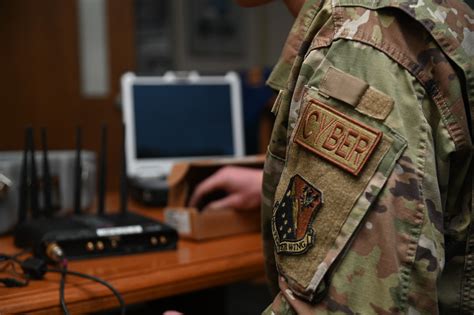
[189,166,263,211]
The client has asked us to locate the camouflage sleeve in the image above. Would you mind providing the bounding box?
[262,20,473,315]
[435,95,473,313]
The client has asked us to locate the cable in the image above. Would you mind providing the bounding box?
[1,249,126,315]
[0,277,29,287]
[47,267,126,315]
[42,243,69,315]
[59,259,70,315]
[44,243,125,315]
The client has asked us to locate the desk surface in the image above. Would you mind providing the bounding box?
[0,193,265,314]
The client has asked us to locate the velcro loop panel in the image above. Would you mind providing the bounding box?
[319,66,394,120]
[319,66,368,107]
[357,87,394,120]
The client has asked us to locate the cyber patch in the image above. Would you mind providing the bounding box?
[294,99,382,176]
[272,175,323,255]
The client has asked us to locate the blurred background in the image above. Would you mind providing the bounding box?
[0,0,293,191]
[0,1,293,313]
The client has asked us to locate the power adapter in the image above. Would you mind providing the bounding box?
[21,257,47,280]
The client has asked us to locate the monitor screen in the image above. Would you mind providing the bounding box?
[132,84,235,159]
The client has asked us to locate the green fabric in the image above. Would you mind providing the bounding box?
[262,0,474,314]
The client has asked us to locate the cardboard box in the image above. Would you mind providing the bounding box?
[164,156,264,240]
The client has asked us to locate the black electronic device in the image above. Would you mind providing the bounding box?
[14,212,177,260]
[14,125,178,260]
[129,176,168,207]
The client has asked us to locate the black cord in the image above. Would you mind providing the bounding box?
[0,276,29,287]
[1,250,126,315]
[48,267,126,315]
[59,260,70,315]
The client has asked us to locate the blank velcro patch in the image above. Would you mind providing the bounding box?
[319,67,394,120]
[357,87,394,120]
[319,67,368,106]
[294,99,382,176]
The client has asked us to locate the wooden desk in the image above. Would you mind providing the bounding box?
[0,193,265,314]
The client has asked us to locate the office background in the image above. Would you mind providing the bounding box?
[0,0,293,190]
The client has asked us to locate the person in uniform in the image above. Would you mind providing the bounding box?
[191,0,474,313]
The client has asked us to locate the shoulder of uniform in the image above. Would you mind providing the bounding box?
[323,1,473,149]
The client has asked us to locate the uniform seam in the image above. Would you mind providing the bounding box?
[333,4,474,117]
[394,7,474,119]
[334,4,470,150]
[332,1,343,39]
[307,5,467,150]
[267,147,287,163]
[461,193,474,312]
[330,33,463,152]
[402,111,430,313]
[462,241,474,312]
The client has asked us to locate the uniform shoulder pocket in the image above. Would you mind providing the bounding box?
[272,80,407,302]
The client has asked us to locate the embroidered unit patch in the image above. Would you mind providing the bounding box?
[272,175,323,255]
[294,99,382,175]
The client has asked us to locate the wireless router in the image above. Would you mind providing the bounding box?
[14,125,178,260]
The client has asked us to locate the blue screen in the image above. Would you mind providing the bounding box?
[133,84,235,158]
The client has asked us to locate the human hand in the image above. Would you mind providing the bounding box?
[188,166,263,211]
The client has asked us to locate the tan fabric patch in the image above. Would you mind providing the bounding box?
[318,66,368,107]
[294,99,382,175]
[318,66,394,121]
[357,87,394,120]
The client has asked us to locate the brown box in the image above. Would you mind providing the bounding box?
[164,156,264,240]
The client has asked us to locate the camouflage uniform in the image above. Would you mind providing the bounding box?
[261,0,474,314]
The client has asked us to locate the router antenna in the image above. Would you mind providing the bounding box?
[18,128,30,224]
[29,128,40,219]
[119,123,128,214]
[41,128,53,217]
[73,126,82,215]
[97,124,107,215]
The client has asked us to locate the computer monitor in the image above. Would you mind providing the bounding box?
[121,71,245,178]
